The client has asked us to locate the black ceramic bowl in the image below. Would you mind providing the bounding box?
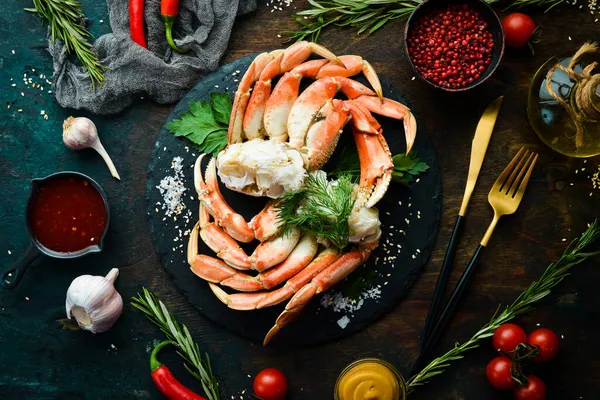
[1,171,110,289]
[404,0,505,92]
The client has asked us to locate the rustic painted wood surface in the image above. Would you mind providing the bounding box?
[1,0,599,399]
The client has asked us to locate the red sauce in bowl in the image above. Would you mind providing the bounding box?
[29,175,107,253]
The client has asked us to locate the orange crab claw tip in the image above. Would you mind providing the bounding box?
[263,324,280,346]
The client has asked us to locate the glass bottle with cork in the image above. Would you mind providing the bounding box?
[527,42,600,158]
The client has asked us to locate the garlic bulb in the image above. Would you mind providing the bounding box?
[63,116,121,180]
[66,268,123,333]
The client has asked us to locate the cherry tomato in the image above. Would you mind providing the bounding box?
[514,376,547,400]
[253,368,288,400]
[493,323,527,353]
[486,356,516,390]
[502,13,536,48]
[527,328,560,362]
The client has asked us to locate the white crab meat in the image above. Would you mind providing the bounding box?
[348,204,381,244]
[216,139,307,198]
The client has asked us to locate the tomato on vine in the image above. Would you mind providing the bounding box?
[493,323,527,353]
[528,328,560,362]
[514,376,547,400]
[486,356,517,390]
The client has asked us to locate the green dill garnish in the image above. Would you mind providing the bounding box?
[276,173,355,250]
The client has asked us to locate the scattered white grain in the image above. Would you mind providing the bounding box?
[12,50,15,54]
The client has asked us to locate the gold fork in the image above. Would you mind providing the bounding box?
[422,147,538,354]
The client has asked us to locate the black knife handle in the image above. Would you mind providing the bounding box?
[422,244,487,355]
[421,215,465,344]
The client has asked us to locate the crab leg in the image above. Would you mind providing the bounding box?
[250,227,301,272]
[263,248,371,345]
[302,99,350,170]
[229,51,283,144]
[345,100,394,208]
[287,76,416,155]
[195,155,254,243]
[198,205,252,269]
[250,201,280,242]
[220,234,318,291]
[238,41,341,141]
[353,95,417,154]
[287,77,376,150]
[263,55,382,142]
[209,247,339,310]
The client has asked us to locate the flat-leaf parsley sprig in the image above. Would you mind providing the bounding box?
[166,92,231,156]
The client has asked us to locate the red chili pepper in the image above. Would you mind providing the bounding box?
[129,0,147,48]
[150,341,207,400]
[161,0,189,53]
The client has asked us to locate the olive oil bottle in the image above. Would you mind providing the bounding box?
[527,43,600,158]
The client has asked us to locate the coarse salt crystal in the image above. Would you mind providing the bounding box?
[337,316,350,329]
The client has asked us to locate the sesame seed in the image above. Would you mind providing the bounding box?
[11,50,15,54]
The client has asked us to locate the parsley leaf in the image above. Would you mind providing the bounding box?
[166,92,231,156]
[331,145,429,186]
[392,152,429,185]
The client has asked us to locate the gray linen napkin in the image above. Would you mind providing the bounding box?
[49,0,257,115]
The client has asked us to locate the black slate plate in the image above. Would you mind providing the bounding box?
[146,54,441,346]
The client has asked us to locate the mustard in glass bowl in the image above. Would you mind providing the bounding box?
[334,358,407,400]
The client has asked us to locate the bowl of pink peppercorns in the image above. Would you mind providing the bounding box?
[404,0,505,91]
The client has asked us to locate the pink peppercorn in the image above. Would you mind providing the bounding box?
[407,4,494,89]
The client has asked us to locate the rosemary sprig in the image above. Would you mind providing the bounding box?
[286,0,565,43]
[26,0,105,87]
[131,288,221,400]
[276,172,356,249]
[407,221,600,393]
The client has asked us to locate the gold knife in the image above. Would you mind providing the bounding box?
[459,96,504,216]
[421,96,503,344]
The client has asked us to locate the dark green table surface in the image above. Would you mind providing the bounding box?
[1,0,600,399]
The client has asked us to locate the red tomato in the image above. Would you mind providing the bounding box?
[502,13,536,48]
[528,328,560,362]
[493,323,527,353]
[486,356,516,390]
[253,368,288,400]
[514,376,547,400]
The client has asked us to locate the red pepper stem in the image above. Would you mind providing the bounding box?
[163,16,189,54]
[150,340,172,372]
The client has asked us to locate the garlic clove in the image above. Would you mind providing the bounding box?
[90,140,121,181]
[63,116,121,181]
[66,268,123,333]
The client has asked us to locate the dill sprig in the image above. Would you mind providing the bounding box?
[276,172,356,249]
[131,288,221,400]
[26,0,105,88]
[285,0,565,43]
[407,221,600,393]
